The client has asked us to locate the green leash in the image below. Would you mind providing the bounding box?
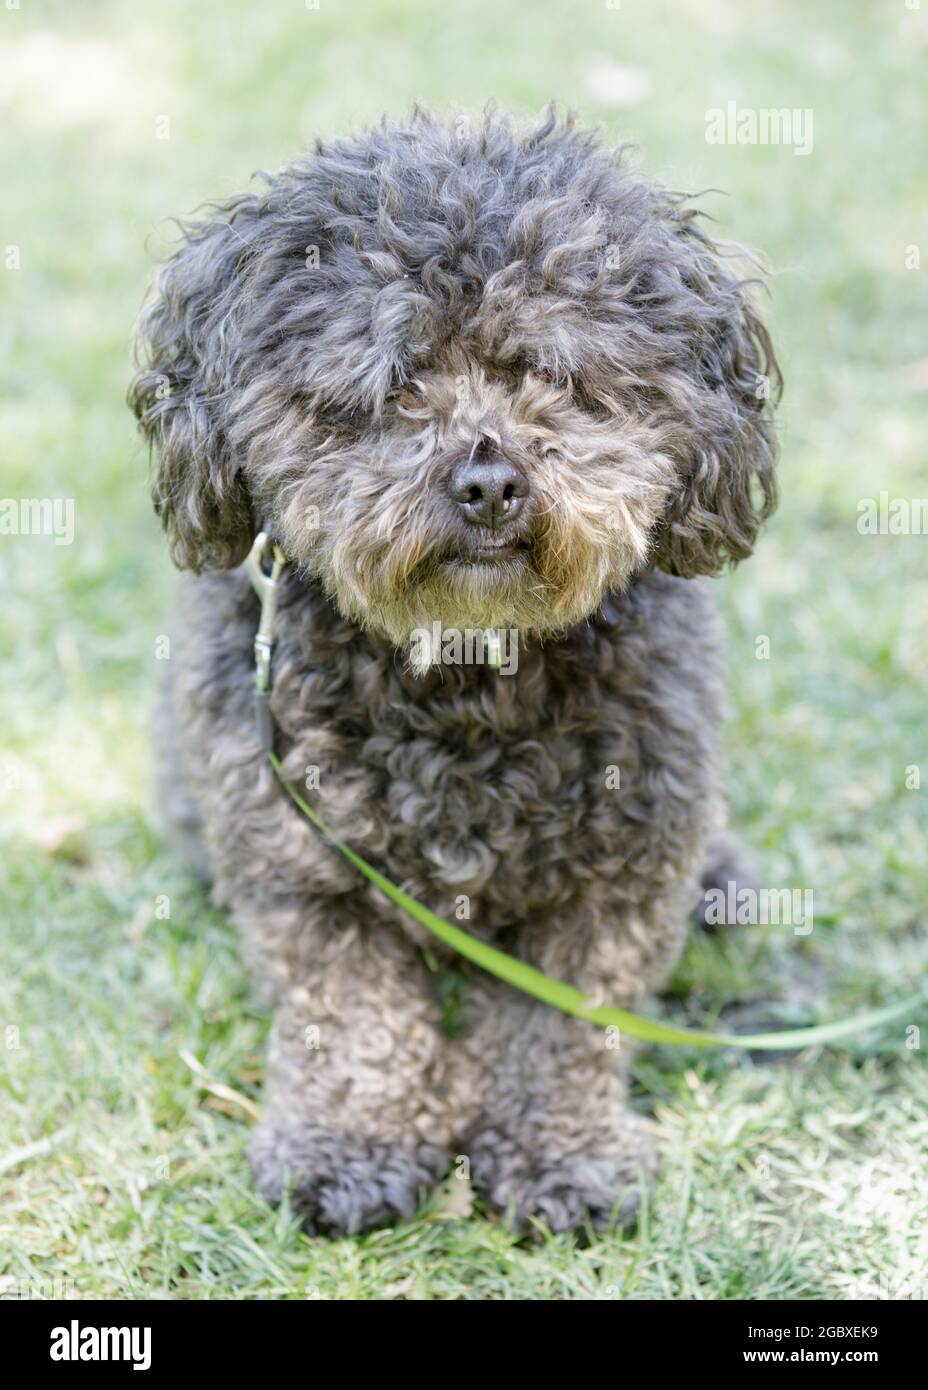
[268,751,922,1052]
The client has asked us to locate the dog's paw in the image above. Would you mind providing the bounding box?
[247,1119,448,1235]
[469,1114,657,1234]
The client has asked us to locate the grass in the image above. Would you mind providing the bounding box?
[1,0,926,1300]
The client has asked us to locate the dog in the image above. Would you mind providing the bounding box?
[130,107,779,1236]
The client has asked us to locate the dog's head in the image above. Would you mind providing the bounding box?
[130,108,779,655]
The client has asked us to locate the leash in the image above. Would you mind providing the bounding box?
[246,532,924,1051]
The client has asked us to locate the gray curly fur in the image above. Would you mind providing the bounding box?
[130,107,779,1235]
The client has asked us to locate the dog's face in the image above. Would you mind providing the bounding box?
[267,343,675,650]
[131,110,779,654]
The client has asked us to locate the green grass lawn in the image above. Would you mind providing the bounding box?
[1,0,926,1299]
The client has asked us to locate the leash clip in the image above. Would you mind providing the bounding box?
[245,531,287,752]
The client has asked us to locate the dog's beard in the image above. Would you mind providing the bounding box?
[324,504,651,671]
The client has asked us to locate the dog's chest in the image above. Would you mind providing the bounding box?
[363,662,608,913]
[274,576,720,924]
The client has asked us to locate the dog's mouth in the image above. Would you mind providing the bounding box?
[442,538,532,566]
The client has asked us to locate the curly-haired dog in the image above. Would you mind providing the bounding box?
[130,108,779,1235]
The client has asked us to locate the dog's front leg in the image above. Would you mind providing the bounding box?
[449,904,689,1234]
[244,903,453,1235]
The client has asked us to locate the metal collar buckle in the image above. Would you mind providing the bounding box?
[245,531,287,751]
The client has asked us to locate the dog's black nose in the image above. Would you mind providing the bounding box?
[449,457,528,529]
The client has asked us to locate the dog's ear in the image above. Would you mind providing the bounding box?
[129,204,258,571]
[649,226,781,578]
